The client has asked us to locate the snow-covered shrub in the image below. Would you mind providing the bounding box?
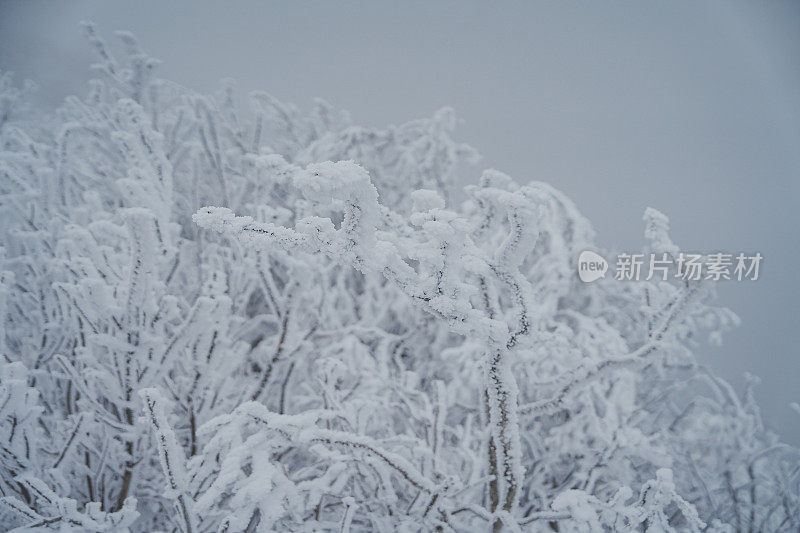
[0,27,797,532]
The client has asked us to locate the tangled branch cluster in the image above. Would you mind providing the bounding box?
[0,28,797,532]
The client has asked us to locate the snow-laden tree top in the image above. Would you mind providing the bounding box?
[0,26,797,532]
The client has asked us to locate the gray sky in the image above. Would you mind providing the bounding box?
[2,0,799,443]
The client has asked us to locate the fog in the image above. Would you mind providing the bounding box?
[2,0,798,443]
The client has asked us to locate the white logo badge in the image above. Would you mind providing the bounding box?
[578,250,608,283]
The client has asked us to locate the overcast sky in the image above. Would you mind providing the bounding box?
[2,0,799,443]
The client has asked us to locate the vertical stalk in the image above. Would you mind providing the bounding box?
[485,348,522,531]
